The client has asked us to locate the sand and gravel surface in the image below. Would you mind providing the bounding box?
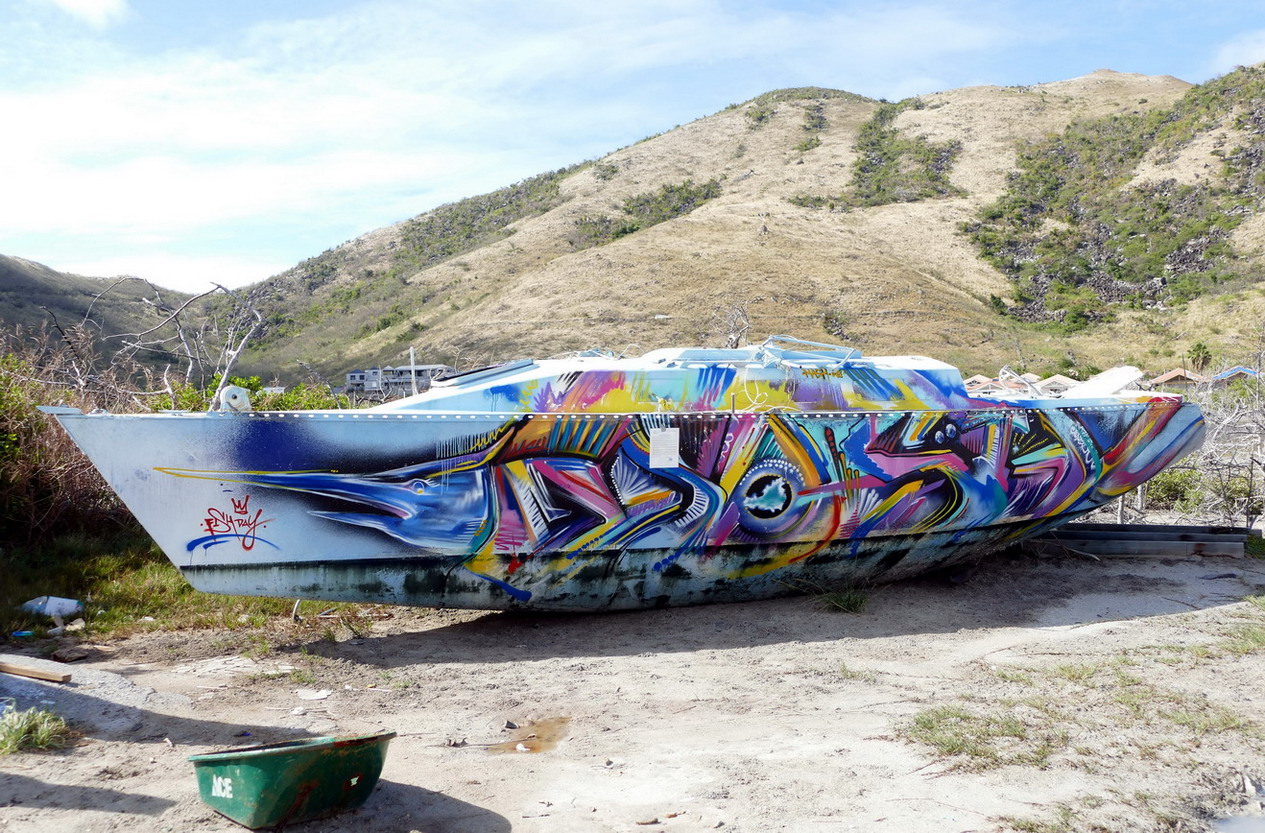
[3,550,1265,833]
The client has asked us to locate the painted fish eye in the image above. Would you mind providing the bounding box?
[946,423,958,439]
[934,430,945,444]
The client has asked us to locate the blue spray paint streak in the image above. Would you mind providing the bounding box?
[187,534,280,552]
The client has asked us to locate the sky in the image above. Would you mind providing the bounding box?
[3,0,1265,294]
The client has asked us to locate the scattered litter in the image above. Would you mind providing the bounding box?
[19,596,83,629]
[141,616,156,622]
[295,688,332,700]
[235,731,252,737]
[65,618,86,633]
[635,818,660,826]
[515,743,530,752]
[10,631,33,638]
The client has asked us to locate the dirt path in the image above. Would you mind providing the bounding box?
[3,551,1265,833]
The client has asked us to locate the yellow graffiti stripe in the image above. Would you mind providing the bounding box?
[766,416,823,483]
[718,426,763,495]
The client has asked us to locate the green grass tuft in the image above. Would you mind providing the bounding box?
[815,587,869,614]
[0,705,75,755]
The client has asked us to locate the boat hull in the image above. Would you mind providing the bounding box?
[50,401,1205,611]
[176,513,1087,611]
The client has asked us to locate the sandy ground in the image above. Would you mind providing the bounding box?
[3,550,1265,833]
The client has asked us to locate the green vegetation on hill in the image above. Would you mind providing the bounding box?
[792,98,965,209]
[394,166,580,272]
[249,165,582,352]
[967,65,1265,326]
[739,87,869,132]
[570,178,723,249]
[796,101,828,152]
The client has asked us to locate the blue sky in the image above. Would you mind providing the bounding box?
[3,0,1265,293]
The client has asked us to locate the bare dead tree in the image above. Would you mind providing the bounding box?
[204,284,265,410]
[712,302,752,348]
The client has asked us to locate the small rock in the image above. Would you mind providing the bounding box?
[51,646,90,663]
[635,819,659,826]
[504,720,519,730]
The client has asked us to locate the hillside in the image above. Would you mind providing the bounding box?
[9,66,1265,385]
[234,68,1233,383]
[0,256,196,369]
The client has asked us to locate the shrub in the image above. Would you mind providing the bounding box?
[0,330,137,545]
[1145,468,1202,511]
[745,104,775,129]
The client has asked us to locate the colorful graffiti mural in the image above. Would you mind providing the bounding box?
[157,403,1203,608]
[48,340,1206,610]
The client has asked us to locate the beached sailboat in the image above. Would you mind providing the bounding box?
[44,337,1205,611]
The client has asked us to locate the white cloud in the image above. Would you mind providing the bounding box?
[1208,29,1265,77]
[1,1,1012,289]
[42,0,129,28]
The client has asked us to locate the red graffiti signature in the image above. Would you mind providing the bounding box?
[202,495,273,550]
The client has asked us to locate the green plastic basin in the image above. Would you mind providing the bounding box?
[188,731,395,829]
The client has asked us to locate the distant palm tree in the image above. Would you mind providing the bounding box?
[1187,341,1211,373]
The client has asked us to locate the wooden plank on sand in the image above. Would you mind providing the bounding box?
[0,661,71,683]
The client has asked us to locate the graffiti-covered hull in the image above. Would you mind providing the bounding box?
[46,338,1205,611]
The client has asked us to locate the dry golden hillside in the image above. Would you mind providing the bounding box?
[233,68,1265,382]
